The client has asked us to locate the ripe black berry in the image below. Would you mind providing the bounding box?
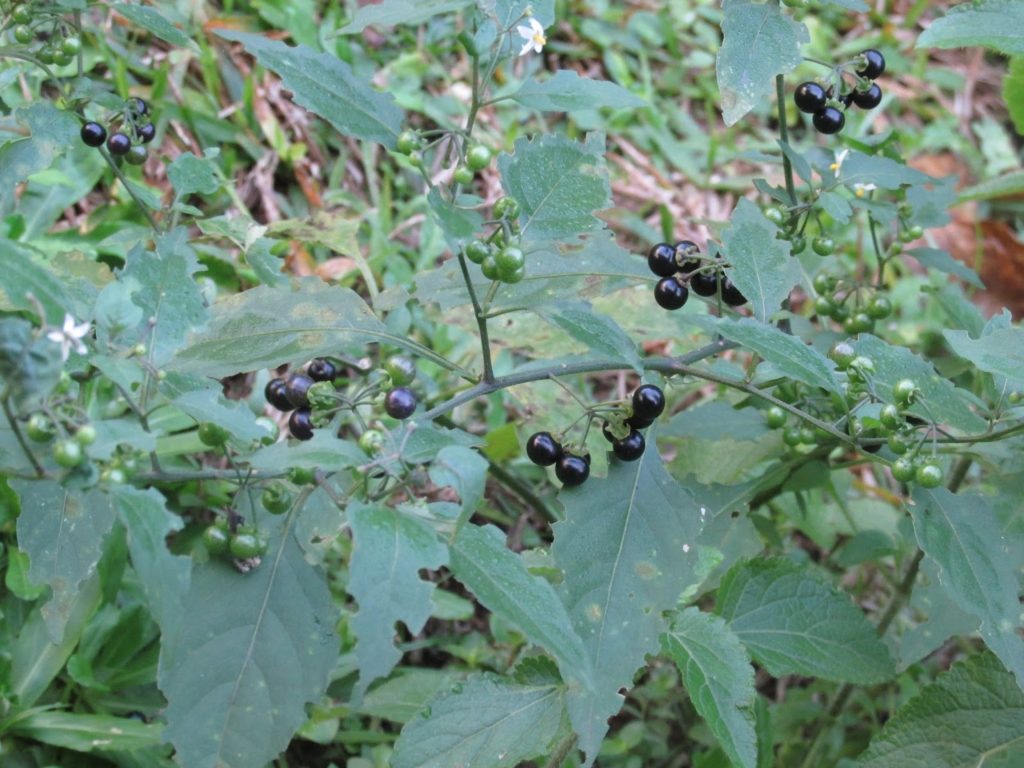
[674,240,701,273]
[288,409,314,441]
[384,387,417,419]
[307,358,337,382]
[265,378,294,411]
[127,96,149,115]
[135,122,156,144]
[555,454,590,486]
[654,277,689,310]
[794,82,827,113]
[526,431,562,466]
[80,122,107,147]
[284,374,314,409]
[721,279,747,307]
[626,414,655,430]
[632,384,665,421]
[813,107,845,135]
[647,243,677,278]
[857,49,885,80]
[690,271,720,297]
[612,430,645,461]
[852,83,882,109]
[107,132,132,155]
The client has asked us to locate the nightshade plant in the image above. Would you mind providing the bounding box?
[0,0,1023,767]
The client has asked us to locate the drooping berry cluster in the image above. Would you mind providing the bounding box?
[646,241,747,310]
[812,273,892,335]
[80,97,156,165]
[8,0,82,65]
[794,49,886,136]
[463,196,526,284]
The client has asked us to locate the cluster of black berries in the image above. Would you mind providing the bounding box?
[794,50,885,135]
[80,97,156,165]
[647,241,747,310]
[525,384,666,487]
[265,357,419,442]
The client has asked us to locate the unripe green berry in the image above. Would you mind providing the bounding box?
[812,237,835,256]
[466,144,492,171]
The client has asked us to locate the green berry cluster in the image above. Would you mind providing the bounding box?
[6,0,82,65]
[812,273,893,334]
[202,517,269,564]
[463,196,526,284]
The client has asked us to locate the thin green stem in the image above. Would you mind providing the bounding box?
[100,147,160,231]
[776,74,797,207]
[455,251,495,382]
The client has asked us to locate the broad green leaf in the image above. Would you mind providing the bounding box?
[172,278,444,377]
[0,317,63,408]
[957,169,1024,202]
[121,229,208,367]
[836,151,930,190]
[498,133,611,242]
[247,430,365,472]
[216,31,404,147]
[1005,58,1024,135]
[856,653,1024,767]
[111,3,198,51]
[851,335,986,434]
[662,608,757,768]
[8,711,163,753]
[341,0,472,33]
[359,668,460,723]
[348,502,448,696]
[716,0,808,126]
[427,445,488,523]
[898,559,979,669]
[450,524,594,693]
[910,247,984,288]
[110,487,190,643]
[0,239,71,324]
[0,102,80,190]
[917,0,1024,56]
[716,558,895,684]
[391,674,565,768]
[721,199,801,322]
[909,488,1024,690]
[167,152,221,198]
[553,443,704,763]
[944,325,1024,384]
[705,317,839,394]
[168,386,268,444]
[427,188,484,246]
[293,485,347,565]
[511,70,645,112]
[537,301,641,370]
[12,481,117,643]
[160,515,338,768]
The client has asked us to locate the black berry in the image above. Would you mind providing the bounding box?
[813,107,845,135]
[852,83,882,109]
[307,358,337,382]
[284,374,314,409]
[632,384,665,421]
[674,240,701,273]
[265,378,294,411]
[647,243,677,278]
[288,409,314,441]
[612,430,645,461]
[384,387,417,419]
[794,82,827,113]
[127,96,149,115]
[80,122,107,147]
[857,49,885,80]
[107,132,132,156]
[626,414,655,430]
[135,122,156,144]
[690,271,720,297]
[721,279,747,307]
[526,431,562,466]
[555,455,590,486]
[654,277,689,310]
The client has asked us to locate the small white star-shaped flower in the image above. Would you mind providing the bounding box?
[853,182,877,198]
[830,149,849,177]
[46,313,90,361]
[517,17,547,56]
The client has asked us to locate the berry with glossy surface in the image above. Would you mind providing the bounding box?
[632,384,665,421]
[612,430,645,461]
[13,25,33,44]
[852,83,882,109]
[654,277,689,310]
[384,355,416,386]
[465,239,491,265]
[867,295,892,320]
[794,82,827,113]
[127,96,148,115]
[892,458,916,483]
[857,49,886,80]
[813,107,845,135]
[815,296,836,317]
[690,271,720,297]
[12,5,31,24]
[466,144,492,171]
[765,406,787,429]
[384,387,417,419]
[198,422,230,447]
[81,122,107,147]
[647,243,677,277]
[893,378,917,407]
[555,454,590,486]
[526,431,562,466]
[53,439,84,468]
[674,240,701,273]
[284,374,314,409]
[265,378,293,411]
[915,462,944,488]
[481,255,500,280]
[125,145,148,166]
[812,236,835,256]
[829,341,857,370]
[886,432,911,455]
[453,165,474,185]
[358,429,385,455]
[230,532,267,559]
[396,130,419,155]
[492,197,520,220]
[202,525,230,555]
[261,483,293,515]
[495,246,525,280]
[307,358,337,382]
[61,36,81,56]
[721,279,747,307]
[844,312,874,335]
[26,413,55,442]
[288,409,314,441]
[135,122,156,144]
[879,404,903,432]
[107,132,131,155]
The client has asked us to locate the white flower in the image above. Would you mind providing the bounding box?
[830,149,849,177]
[46,313,90,361]
[853,182,878,198]
[517,17,547,57]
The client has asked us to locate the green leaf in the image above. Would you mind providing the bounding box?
[662,608,757,768]
[909,488,1024,690]
[359,668,460,723]
[340,0,473,33]
[168,386,268,444]
[247,430,366,472]
[160,515,338,768]
[111,3,198,51]
[450,523,594,693]
[511,70,645,112]
[121,229,208,367]
[427,445,488,524]
[537,301,641,370]
[0,317,63,408]
[856,653,1024,767]
[837,151,931,190]
[172,278,442,377]
[427,187,484,245]
[216,31,404,147]
[701,317,839,394]
[12,481,117,643]
[910,247,984,288]
[0,239,71,324]
[498,133,611,242]
[167,152,221,198]
[553,442,704,762]
[0,102,80,190]
[851,335,987,434]
[716,557,895,684]
[716,0,808,126]
[945,325,1024,384]
[391,674,566,768]
[917,0,1024,56]
[957,169,1024,202]
[8,711,163,753]
[721,199,801,322]
[348,502,448,696]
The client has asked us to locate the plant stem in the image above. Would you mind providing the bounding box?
[100,147,160,232]
[543,733,577,768]
[456,251,495,382]
[1,393,45,477]
[776,74,797,206]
